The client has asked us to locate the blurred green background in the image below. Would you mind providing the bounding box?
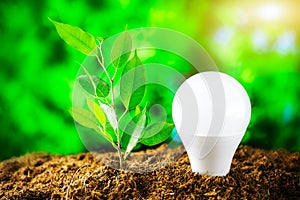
[1,0,299,160]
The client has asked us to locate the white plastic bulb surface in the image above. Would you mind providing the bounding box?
[172,71,251,176]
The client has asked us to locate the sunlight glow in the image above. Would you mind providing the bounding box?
[256,3,284,21]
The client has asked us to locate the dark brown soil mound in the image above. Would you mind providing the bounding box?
[0,145,299,199]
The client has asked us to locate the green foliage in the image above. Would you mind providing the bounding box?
[96,80,110,98]
[50,20,173,168]
[111,28,132,68]
[100,103,119,130]
[78,75,98,96]
[122,106,147,158]
[140,122,175,146]
[85,95,106,127]
[70,107,98,130]
[120,51,146,110]
[78,75,109,98]
[49,18,97,56]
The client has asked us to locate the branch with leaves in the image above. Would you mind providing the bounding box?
[49,18,174,170]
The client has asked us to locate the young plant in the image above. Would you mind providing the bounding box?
[49,18,174,169]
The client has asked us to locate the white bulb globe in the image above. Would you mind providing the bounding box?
[172,71,251,176]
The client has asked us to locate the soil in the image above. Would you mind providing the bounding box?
[0,145,299,200]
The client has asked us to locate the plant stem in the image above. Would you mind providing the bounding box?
[95,50,123,170]
[111,73,123,170]
[118,108,128,123]
[116,129,123,170]
[96,56,112,87]
[112,67,118,81]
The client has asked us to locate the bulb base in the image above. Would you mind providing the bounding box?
[185,134,243,176]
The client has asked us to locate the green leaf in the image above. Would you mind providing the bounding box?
[93,121,117,147]
[104,122,118,143]
[49,18,97,56]
[70,107,99,130]
[120,51,145,110]
[140,122,174,146]
[121,106,147,158]
[70,107,116,147]
[78,75,98,96]
[111,29,132,68]
[78,75,109,98]
[135,105,141,115]
[85,95,106,128]
[99,103,118,130]
[96,80,110,97]
[132,142,143,151]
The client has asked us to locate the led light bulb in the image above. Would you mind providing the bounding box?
[172,71,251,176]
